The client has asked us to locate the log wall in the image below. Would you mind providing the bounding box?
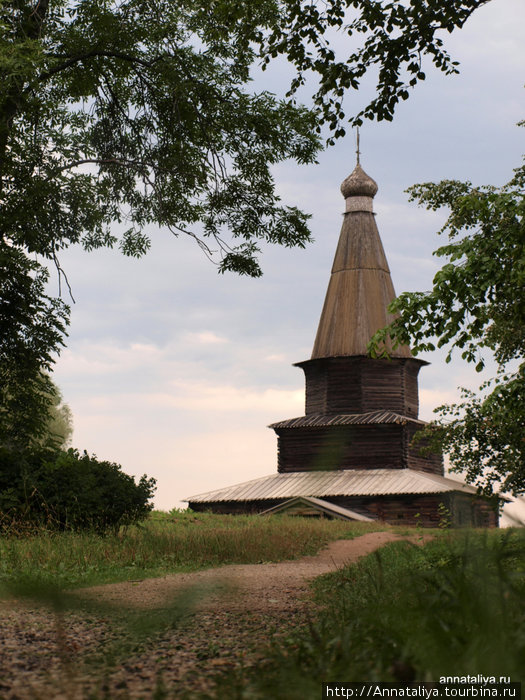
[405,423,444,475]
[188,493,499,528]
[275,420,443,474]
[276,424,405,472]
[301,358,361,414]
[332,494,446,526]
[189,499,283,515]
[298,357,423,417]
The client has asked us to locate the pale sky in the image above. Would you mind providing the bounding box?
[50,0,524,511]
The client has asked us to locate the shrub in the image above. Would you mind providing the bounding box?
[0,447,156,533]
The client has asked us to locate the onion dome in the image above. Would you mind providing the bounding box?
[340,163,378,199]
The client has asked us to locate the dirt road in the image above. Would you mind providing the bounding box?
[0,531,417,699]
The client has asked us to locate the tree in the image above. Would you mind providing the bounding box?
[0,247,69,449]
[0,0,493,443]
[1,0,491,273]
[370,154,525,496]
[1,0,321,443]
[1,0,320,278]
[39,378,73,448]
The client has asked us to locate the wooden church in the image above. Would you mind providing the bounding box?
[186,161,498,527]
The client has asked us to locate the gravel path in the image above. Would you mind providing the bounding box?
[0,531,419,699]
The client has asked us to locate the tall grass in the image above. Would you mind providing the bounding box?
[234,530,525,698]
[0,510,381,590]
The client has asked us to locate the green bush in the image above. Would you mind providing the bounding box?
[0,447,156,533]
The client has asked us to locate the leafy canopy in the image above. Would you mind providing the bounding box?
[1,0,320,444]
[1,0,490,274]
[0,0,493,448]
[262,0,488,142]
[38,377,73,448]
[0,0,321,278]
[370,154,525,496]
[0,446,156,533]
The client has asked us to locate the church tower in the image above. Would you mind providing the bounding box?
[269,162,443,475]
[186,159,498,528]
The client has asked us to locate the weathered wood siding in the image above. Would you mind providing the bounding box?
[360,359,420,416]
[447,493,499,528]
[405,423,444,475]
[275,419,443,475]
[298,357,423,417]
[330,494,497,528]
[189,499,283,515]
[301,358,361,414]
[276,424,406,472]
[403,361,421,418]
[188,493,499,528]
[331,494,444,526]
[311,208,413,359]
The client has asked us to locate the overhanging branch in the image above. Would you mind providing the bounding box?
[38,51,165,83]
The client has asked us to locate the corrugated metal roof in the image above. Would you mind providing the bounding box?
[259,496,375,522]
[269,410,425,430]
[185,468,478,503]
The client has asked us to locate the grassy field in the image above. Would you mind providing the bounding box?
[0,509,383,590]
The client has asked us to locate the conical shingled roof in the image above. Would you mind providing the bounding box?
[311,163,412,359]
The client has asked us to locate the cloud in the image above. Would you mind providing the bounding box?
[419,388,462,421]
[184,331,229,345]
[264,353,288,363]
[66,375,304,423]
[446,0,525,70]
[60,382,291,510]
[58,342,163,376]
[149,382,304,415]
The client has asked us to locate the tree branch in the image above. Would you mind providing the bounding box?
[46,157,150,177]
[52,249,75,303]
[38,51,164,83]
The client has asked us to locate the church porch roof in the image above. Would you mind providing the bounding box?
[185,468,480,504]
[259,496,375,521]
